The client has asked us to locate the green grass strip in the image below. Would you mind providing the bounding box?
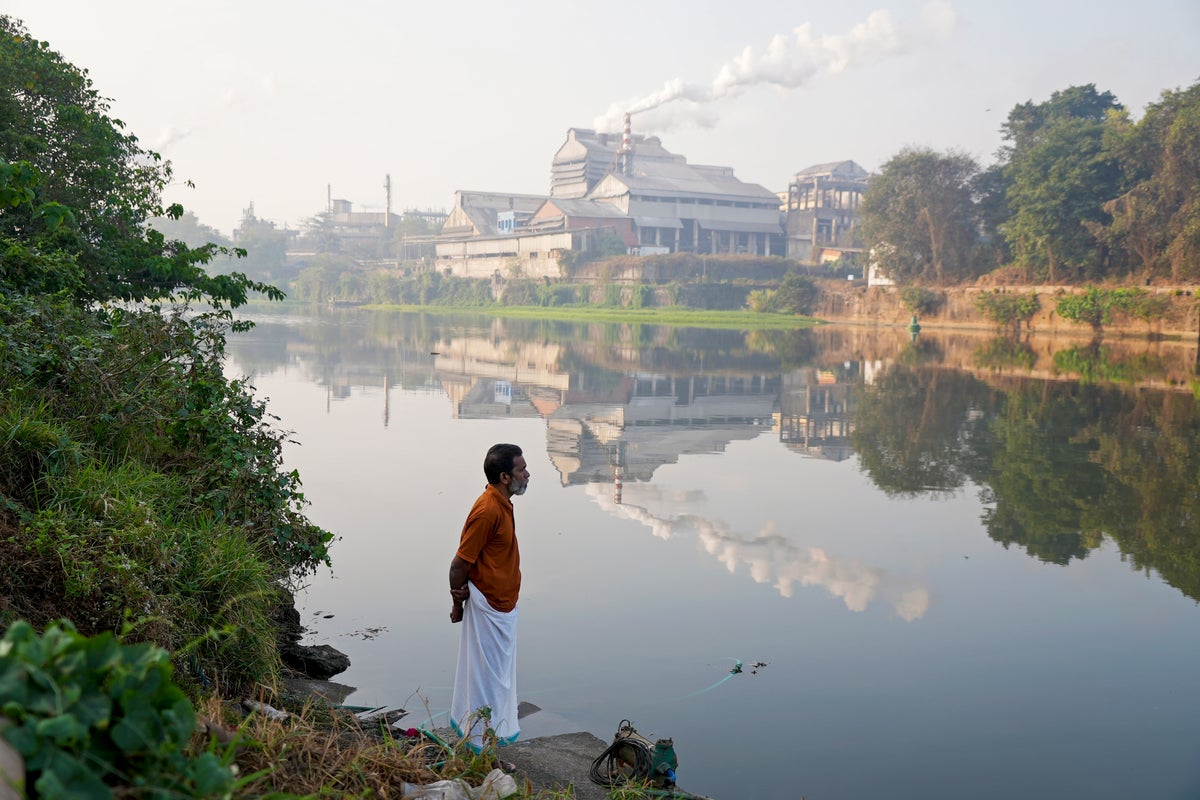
[360,303,821,330]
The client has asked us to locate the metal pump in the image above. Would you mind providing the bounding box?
[591,719,708,798]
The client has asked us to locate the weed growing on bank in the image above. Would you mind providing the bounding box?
[1,621,600,799]
[0,294,333,693]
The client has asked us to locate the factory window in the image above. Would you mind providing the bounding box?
[529,251,538,258]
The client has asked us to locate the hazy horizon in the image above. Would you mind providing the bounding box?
[3,0,1197,236]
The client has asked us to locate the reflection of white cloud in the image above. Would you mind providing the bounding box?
[586,483,931,620]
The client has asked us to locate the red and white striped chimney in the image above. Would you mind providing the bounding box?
[620,112,634,175]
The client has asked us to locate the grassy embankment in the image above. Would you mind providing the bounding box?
[364,302,822,330]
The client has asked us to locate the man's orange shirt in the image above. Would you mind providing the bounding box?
[455,483,521,613]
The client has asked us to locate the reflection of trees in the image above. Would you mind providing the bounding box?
[973,337,1036,371]
[854,362,1200,599]
[1090,391,1200,598]
[745,329,818,369]
[985,385,1106,564]
[852,367,998,495]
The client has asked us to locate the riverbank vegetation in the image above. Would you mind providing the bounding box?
[861,82,1200,286]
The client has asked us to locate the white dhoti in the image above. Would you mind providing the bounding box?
[450,581,519,751]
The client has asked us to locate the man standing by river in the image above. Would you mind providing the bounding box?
[449,443,529,759]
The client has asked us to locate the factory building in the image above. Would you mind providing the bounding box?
[434,119,863,276]
[541,114,784,256]
[435,190,632,279]
[440,190,548,238]
[783,160,870,263]
[550,127,679,199]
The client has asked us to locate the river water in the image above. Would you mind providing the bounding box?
[225,307,1200,800]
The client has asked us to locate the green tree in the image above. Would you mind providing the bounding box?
[0,15,277,309]
[233,205,292,284]
[298,211,340,254]
[146,209,229,249]
[1001,85,1126,283]
[861,147,983,285]
[1103,80,1200,281]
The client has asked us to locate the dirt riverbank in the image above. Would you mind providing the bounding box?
[813,282,1200,339]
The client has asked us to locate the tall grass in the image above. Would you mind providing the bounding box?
[0,294,330,694]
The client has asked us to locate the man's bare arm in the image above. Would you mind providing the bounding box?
[449,556,471,623]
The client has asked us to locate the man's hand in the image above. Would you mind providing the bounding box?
[450,584,469,623]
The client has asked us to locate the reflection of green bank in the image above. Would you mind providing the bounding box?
[973,337,1037,371]
[853,361,1200,602]
[1052,345,1170,384]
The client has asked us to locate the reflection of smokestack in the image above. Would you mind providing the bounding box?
[614,469,623,505]
[619,112,633,176]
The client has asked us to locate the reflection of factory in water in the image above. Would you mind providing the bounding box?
[428,335,857,493]
[777,367,856,461]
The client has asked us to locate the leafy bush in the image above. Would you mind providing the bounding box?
[1053,287,1172,336]
[0,619,235,799]
[745,288,774,312]
[759,273,819,315]
[974,290,1041,334]
[630,285,653,309]
[1056,287,1115,333]
[501,279,580,307]
[899,286,945,316]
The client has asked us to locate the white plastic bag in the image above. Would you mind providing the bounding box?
[398,778,471,800]
[399,768,517,800]
[472,768,519,799]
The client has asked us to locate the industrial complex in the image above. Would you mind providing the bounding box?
[316,116,872,278]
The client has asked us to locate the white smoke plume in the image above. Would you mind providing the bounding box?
[152,124,194,150]
[593,2,957,134]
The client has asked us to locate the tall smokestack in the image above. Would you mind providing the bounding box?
[619,112,634,176]
[384,174,392,227]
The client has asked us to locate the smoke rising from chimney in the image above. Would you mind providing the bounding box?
[594,2,957,134]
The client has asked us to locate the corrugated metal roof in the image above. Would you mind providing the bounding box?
[793,160,870,181]
[594,159,779,203]
[542,198,628,217]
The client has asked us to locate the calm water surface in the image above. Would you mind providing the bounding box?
[225,308,1200,800]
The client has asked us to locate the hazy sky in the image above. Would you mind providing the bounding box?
[3,0,1197,236]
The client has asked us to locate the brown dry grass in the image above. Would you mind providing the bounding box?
[195,693,544,799]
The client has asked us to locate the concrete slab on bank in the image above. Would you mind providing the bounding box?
[504,731,611,800]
